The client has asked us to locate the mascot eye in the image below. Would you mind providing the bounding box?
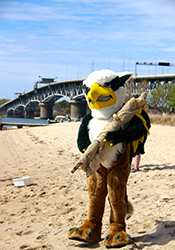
[104,82,111,88]
[83,84,90,94]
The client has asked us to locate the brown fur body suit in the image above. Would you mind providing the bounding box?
[68,144,132,246]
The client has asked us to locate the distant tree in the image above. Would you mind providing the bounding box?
[54,100,70,115]
[64,107,70,115]
[0,98,10,105]
[168,83,175,111]
[147,83,175,113]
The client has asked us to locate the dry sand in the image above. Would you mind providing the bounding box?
[0,122,175,250]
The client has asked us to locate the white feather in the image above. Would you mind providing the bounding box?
[88,117,124,169]
[83,69,132,88]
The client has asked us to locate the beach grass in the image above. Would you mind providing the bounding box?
[149,113,175,126]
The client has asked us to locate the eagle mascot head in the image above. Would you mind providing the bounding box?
[83,69,132,120]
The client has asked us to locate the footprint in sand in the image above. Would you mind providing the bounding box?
[16,230,33,236]
[20,245,29,249]
[36,234,46,240]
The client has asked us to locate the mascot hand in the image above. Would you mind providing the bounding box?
[105,131,123,146]
[105,122,146,147]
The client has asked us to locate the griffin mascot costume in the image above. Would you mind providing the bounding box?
[68,69,150,247]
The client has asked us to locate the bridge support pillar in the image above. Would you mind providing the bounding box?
[39,102,54,119]
[69,100,87,119]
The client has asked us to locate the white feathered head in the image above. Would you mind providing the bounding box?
[83,69,132,119]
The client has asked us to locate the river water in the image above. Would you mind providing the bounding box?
[1,117,48,129]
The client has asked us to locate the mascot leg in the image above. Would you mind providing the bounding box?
[68,165,107,243]
[104,144,133,247]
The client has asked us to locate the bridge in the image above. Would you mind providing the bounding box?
[0,78,87,119]
[0,74,175,119]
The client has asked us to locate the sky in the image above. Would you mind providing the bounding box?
[0,0,175,100]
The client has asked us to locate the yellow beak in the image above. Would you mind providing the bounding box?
[87,82,116,109]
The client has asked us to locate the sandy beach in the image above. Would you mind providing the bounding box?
[0,122,175,250]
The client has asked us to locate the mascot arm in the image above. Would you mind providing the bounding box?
[77,113,92,153]
[105,114,147,146]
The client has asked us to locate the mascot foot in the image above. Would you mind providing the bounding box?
[68,220,102,243]
[104,223,132,248]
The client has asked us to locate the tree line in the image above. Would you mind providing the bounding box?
[0,98,10,105]
[147,83,175,113]
[53,100,70,116]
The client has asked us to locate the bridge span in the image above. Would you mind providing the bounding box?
[0,78,87,119]
[0,74,175,119]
